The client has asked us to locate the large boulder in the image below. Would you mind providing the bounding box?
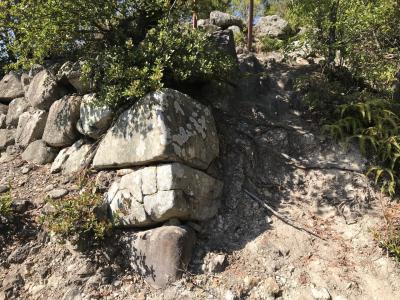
[124,226,196,289]
[254,15,290,38]
[15,110,48,148]
[61,142,93,175]
[26,69,67,110]
[93,89,219,170]
[212,30,237,59]
[6,97,30,128]
[0,129,15,151]
[210,11,244,29]
[57,61,91,94]
[42,95,82,147]
[106,162,223,227]
[76,94,113,139]
[21,140,58,165]
[0,73,24,103]
[50,140,92,174]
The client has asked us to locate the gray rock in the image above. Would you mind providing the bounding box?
[236,54,265,100]
[202,254,227,273]
[212,30,237,59]
[21,73,30,94]
[7,242,31,264]
[0,185,9,194]
[28,64,45,78]
[0,103,8,115]
[0,114,5,129]
[0,72,24,103]
[42,95,82,147]
[228,25,241,34]
[50,140,92,174]
[57,61,91,94]
[210,11,244,29]
[254,15,290,38]
[26,69,67,110]
[76,94,113,139]
[0,129,15,151]
[124,226,196,289]
[61,142,93,175]
[47,188,69,199]
[93,89,219,170]
[22,140,58,165]
[311,287,331,300]
[15,110,48,148]
[107,162,223,227]
[6,97,30,127]
[11,199,34,214]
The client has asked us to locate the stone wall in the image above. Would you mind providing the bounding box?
[0,64,223,288]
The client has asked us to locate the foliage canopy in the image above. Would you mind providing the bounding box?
[0,0,237,108]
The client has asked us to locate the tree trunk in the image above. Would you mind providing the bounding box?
[192,0,198,29]
[247,0,254,51]
[327,0,339,66]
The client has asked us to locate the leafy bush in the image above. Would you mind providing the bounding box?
[260,36,285,52]
[296,70,400,195]
[289,0,400,91]
[40,189,111,242]
[0,0,237,109]
[0,190,12,222]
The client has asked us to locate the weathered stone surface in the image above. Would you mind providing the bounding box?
[42,95,82,147]
[0,103,8,115]
[106,162,223,227]
[124,226,196,289]
[228,25,241,34]
[57,61,91,94]
[212,30,237,59]
[22,140,58,165]
[93,89,219,170]
[15,110,48,148]
[61,142,93,175]
[0,73,24,103]
[47,188,68,199]
[210,11,244,29]
[26,69,67,110]
[0,129,15,151]
[76,94,113,139]
[21,73,31,94]
[6,97,30,127]
[198,19,221,33]
[50,140,92,174]
[0,114,5,129]
[254,15,290,38]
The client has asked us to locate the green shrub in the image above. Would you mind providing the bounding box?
[296,70,400,195]
[40,189,111,242]
[0,190,12,221]
[260,36,285,52]
[1,0,237,109]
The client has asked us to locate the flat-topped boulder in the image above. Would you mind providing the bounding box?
[42,95,82,147]
[210,11,244,29]
[0,73,24,103]
[26,69,67,110]
[106,162,223,227]
[93,89,219,170]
